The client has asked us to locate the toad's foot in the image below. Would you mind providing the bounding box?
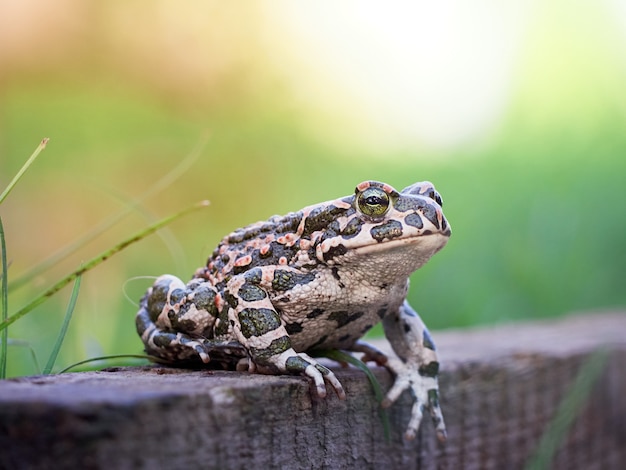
[382,355,447,442]
[254,349,346,400]
[137,307,213,363]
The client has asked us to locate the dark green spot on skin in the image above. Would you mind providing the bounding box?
[338,334,353,343]
[428,388,441,408]
[153,331,178,349]
[228,232,245,243]
[285,322,304,334]
[170,317,198,333]
[314,364,331,375]
[224,240,298,271]
[340,217,363,239]
[250,336,292,365]
[238,283,267,302]
[190,283,218,317]
[331,267,345,288]
[135,310,152,335]
[322,244,348,261]
[302,205,348,237]
[243,267,263,284]
[307,308,325,319]
[328,311,364,328]
[423,329,436,350]
[326,220,341,238]
[272,270,316,291]
[274,212,304,234]
[224,290,239,308]
[394,195,425,212]
[394,199,410,212]
[394,196,441,229]
[243,227,260,241]
[370,220,403,242]
[268,336,292,355]
[403,322,411,333]
[233,264,250,275]
[238,308,281,338]
[285,355,311,373]
[146,287,168,320]
[405,213,423,229]
[414,202,440,229]
[419,361,440,378]
[361,324,373,334]
[228,213,303,246]
[169,288,185,304]
[214,309,230,337]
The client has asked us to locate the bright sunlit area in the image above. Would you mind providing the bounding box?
[263,1,531,152]
[1,0,625,377]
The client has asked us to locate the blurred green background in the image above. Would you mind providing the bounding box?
[1,1,625,377]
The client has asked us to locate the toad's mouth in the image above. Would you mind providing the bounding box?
[354,231,450,256]
[317,230,450,266]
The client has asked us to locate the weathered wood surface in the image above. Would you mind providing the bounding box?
[0,312,624,470]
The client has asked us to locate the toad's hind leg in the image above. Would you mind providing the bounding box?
[136,274,222,364]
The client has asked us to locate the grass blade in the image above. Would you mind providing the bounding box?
[0,200,209,332]
[7,339,42,375]
[9,134,208,291]
[524,348,610,470]
[0,217,8,378]
[0,138,49,205]
[58,354,152,374]
[42,275,82,375]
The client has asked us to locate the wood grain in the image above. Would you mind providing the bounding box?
[1,312,624,469]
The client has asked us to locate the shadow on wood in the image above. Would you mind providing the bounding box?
[1,312,624,469]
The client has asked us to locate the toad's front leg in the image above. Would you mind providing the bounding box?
[226,269,346,400]
[381,300,447,442]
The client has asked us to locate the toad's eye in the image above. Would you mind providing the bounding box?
[357,187,390,218]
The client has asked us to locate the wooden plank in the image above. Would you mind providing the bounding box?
[0,312,624,469]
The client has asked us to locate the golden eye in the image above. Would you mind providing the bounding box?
[357,187,390,218]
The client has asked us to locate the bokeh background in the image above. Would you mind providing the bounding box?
[1,1,625,377]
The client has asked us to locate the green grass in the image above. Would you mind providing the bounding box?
[0,199,209,333]
[0,137,211,376]
[42,275,81,375]
[1,139,50,378]
[0,218,8,379]
[525,348,611,469]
